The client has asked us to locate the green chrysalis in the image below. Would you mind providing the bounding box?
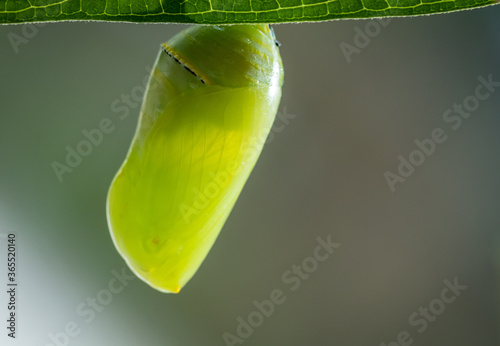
[107,25,283,293]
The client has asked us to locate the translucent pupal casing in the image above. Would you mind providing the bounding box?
[106,25,283,293]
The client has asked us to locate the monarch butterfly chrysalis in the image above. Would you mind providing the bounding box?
[107,25,284,293]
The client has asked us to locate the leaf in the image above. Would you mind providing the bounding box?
[0,0,498,25]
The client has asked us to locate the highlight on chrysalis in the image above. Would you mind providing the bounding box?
[106,24,284,293]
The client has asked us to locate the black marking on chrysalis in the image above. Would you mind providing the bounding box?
[161,46,206,84]
[268,25,281,47]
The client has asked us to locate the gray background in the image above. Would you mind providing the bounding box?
[0,6,499,346]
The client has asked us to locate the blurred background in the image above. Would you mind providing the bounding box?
[1,7,500,346]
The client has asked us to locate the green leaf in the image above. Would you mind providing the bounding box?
[0,0,497,25]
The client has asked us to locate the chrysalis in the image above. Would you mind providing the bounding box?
[107,25,283,293]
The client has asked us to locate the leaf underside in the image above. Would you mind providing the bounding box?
[0,0,498,25]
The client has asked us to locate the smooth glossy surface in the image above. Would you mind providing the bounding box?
[107,25,283,293]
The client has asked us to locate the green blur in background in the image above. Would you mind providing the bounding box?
[0,8,500,346]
